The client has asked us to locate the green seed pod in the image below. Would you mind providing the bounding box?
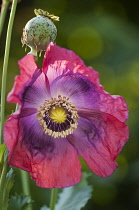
[21,9,59,56]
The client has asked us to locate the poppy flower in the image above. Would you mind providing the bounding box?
[4,43,128,188]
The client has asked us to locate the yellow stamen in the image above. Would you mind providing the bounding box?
[49,106,67,124]
[36,95,79,138]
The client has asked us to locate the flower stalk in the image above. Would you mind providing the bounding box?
[0,0,18,143]
[0,0,10,37]
[50,188,58,210]
[0,150,8,209]
[20,170,32,210]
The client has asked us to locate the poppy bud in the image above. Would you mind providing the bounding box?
[21,9,59,56]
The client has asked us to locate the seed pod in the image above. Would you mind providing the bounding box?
[21,9,59,56]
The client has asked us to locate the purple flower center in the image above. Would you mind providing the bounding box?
[36,95,79,138]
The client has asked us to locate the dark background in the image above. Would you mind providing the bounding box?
[0,0,139,209]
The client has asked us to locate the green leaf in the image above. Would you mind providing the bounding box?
[8,194,32,210]
[55,173,93,210]
[5,168,14,191]
[2,168,14,210]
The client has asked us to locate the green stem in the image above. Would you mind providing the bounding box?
[20,170,31,196]
[0,0,10,37]
[0,150,8,209]
[0,0,18,144]
[50,188,58,210]
[20,170,32,210]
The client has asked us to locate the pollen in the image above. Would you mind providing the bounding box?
[49,106,67,124]
[36,95,79,138]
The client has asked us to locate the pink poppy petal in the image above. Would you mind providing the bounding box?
[7,54,39,104]
[4,113,82,188]
[97,93,128,123]
[4,113,20,160]
[42,43,128,122]
[67,109,128,177]
[42,42,99,86]
[30,138,82,188]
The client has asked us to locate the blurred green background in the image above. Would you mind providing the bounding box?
[0,0,139,209]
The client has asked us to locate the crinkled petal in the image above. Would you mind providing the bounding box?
[43,43,128,122]
[67,109,128,177]
[4,116,18,157]
[42,42,100,86]
[4,112,82,188]
[7,55,40,104]
[98,93,128,123]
